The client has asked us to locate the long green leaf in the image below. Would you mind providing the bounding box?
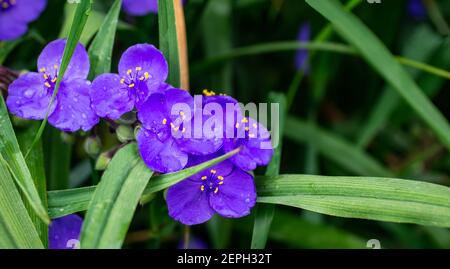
[28,0,92,158]
[0,156,43,249]
[47,149,240,218]
[17,122,49,247]
[305,0,450,152]
[0,97,49,224]
[158,0,181,87]
[251,92,286,249]
[285,116,391,177]
[257,174,450,227]
[88,0,122,80]
[80,143,153,249]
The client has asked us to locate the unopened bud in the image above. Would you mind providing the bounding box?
[83,136,101,157]
[116,125,134,143]
[95,151,111,171]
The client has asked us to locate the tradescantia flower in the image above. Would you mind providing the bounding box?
[122,0,186,16]
[48,214,83,249]
[136,88,194,173]
[122,0,158,16]
[6,39,99,132]
[90,44,169,120]
[295,22,311,73]
[407,0,426,20]
[0,0,47,41]
[166,153,257,225]
[222,115,273,171]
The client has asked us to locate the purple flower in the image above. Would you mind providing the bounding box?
[408,0,426,20]
[166,154,257,225]
[122,0,186,16]
[6,39,99,132]
[48,214,83,249]
[295,22,310,72]
[223,115,273,171]
[136,88,194,173]
[90,44,168,120]
[123,0,158,16]
[0,0,46,41]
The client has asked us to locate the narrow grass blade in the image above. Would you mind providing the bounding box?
[0,156,43,249]
[251,92,286,249]
[43,127,72,190]
[17,123,49,247]
[47,149,240,217]
[257,174,450,227]
[88,0,122,80]
[27,0,92,158]
[80,143,153,249]
[0,97,49,223]
[158,0,181,88]
[306,0,450,152]
[285,116,391,177]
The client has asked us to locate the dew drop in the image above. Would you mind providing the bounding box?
[24,90,33,98]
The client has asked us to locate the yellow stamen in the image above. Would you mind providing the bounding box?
[43,74,49,80]
[248,133,255,138]
[202,89,216,96]
[210,169,216,174]
[200,185,205,191]
[127,69,132,75]
[162,118,167,125]
[53,65,58,69]
[179,111,185,116]
[217,176,224,180]
[181,127,186,133]
[120,79,125,84]
[139,76,145,81]
[144,72,149,79]
[45,82,51,88]
[135,67,142,71]
[214,187,219,194]
[218,181,224,185]
[201,176,207,180]
[245,127,249,131]
[253,123,257,128]
[235,123,239,129]
[51,77,57,83]
[39,68,46,73]
[241,117,249,123]
[128,83,135,88]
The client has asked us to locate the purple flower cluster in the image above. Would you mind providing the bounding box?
[0,0,47,41]
[6,40,272,227]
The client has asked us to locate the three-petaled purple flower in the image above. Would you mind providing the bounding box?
[90,44,169,120]
[0,0,46,41]
[295,22,311,73]
[7,39,99,132]
[48,214,83,249]
[167,153,257,225]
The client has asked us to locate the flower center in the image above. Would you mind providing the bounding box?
[0,0,17,11]
[39,65,59,92]
[199,169,225,194]
[235,117,258,139]
[120,67,153,99]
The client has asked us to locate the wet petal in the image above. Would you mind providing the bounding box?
[137,92,169,135]
[0,16,27,41]
[48,214,83,249]
[223,118,273,171]
[6,72,55,120]
[122,0,158,16]
[37,39,90,80]
[209,168,256,218]
[137,128,188,173]
[48,79,99,132]
[118,44,168,91]
[2,0,47,23]
[166,178,215,225]
[90,73,135,120]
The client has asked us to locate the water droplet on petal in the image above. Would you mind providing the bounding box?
[81,113,87,119]
[24,90,33,98]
